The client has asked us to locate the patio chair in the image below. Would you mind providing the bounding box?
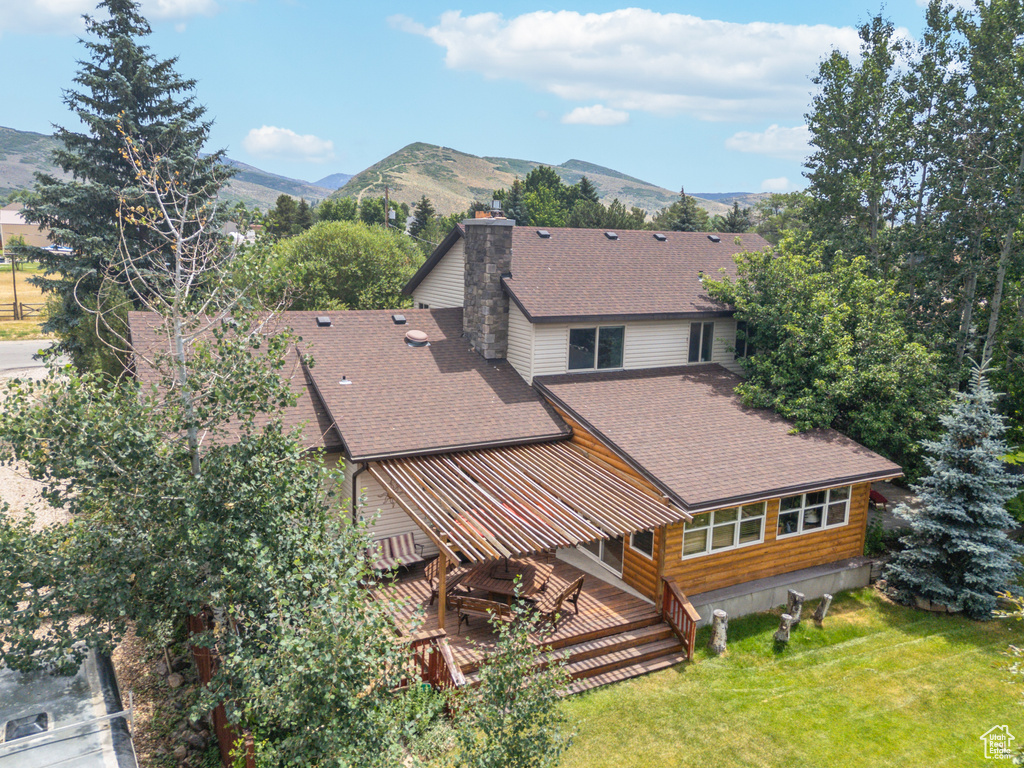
[389,532,426,570]
[368,538,397,572]
[425,556,471,606]
[531,575,584,629]
[454,595,513,634]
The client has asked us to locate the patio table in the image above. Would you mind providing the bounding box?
[462,558,553,602]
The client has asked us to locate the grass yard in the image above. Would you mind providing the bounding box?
[0,263,49,341]
[561,588,1022,768]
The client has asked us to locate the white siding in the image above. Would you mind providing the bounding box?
[354,471,440,558]
[412,240,465,309]
[622,321,688,370]
[533,324,569,378]
[506,303,534,383]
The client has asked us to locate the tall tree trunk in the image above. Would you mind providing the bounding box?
[954,268,978,380]
[981,144,1024,363]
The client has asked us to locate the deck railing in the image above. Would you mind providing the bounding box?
[406,628,467,689]
[661,576,700,661]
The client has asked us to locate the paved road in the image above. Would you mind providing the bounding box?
[0,340,54,371]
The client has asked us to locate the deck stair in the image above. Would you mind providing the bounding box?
[460,614,687,695]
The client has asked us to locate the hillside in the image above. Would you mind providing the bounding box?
[334,142,735,217]
[0,126,335,210]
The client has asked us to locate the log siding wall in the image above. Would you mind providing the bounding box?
[663,482,871,596]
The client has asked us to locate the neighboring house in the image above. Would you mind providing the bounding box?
[0,203,52,252]
[127,214,901,689]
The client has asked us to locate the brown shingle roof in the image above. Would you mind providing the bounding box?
[503,228,769,322]
[127,311,343,451]
[297,308,569,461]
[534,365,902,511]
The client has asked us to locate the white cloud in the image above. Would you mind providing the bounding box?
[242,126,335,163]
[1,0,216,35]
[391,9,863,121]
[760,176,796,192]
[561,104,629,126]
[725,124,810,160]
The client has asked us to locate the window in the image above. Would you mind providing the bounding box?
[688,321,714,363]
[777,486,851,537]
[418,302,429,309]
[568,326,625,370]
[631,529,654,558]
[735,320,752,359]
[681,502,766,558]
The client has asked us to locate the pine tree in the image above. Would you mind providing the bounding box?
[295,198,313,232]
[718,201,753,232]
[885,363,1023,619]
[410,195,436,238]
[23,0,231,367]
[503,178,530,225]
[576,175,599,204]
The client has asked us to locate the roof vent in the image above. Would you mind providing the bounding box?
[391,314,407,325]
[604,231,618,240]
[707,234,721,243]
[653,233,667,242]
[316,316,332,327]
[536,230,550,238]
[339,375,352,386]
[5,712,48,741]
[405,329,429,348]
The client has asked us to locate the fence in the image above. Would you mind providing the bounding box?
[0,302,45,321]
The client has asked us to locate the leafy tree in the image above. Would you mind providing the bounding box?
[274,220,423,310]
[804,15,912,270]
[715,201,753,233]
[885,363,1023,619]
[22,0,231,369]
[315,196,358,223]
[359,195,387,226]
[705,236,946,477]
[566,199,605,229]
[753,192,811,244]
[454,603,573,768]
[410,195,436,238]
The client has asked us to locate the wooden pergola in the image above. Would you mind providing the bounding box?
[368,440,690,625]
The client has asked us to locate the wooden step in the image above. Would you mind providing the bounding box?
[550,624,675,666]
[562,637,683,681]
[541,611,664,651]
[565,651,690,696]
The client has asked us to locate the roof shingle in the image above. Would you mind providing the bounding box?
[534,364,902,511]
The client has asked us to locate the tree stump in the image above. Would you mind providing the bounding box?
[813,593,833,625]
[774,613,794,644]
[708,609,728,655]
[787,589,806,625]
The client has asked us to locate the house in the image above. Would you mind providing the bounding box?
[128,215,901,691]
[0,203,52,253]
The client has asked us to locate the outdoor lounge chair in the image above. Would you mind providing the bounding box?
[369,533,426,572]
[531,575,584,629]
[454,595,513,634]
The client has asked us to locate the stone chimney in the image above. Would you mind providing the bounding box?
[462,216,514,359]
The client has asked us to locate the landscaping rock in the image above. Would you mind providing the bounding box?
[173,744,188,761]
[167,672,184,689]
[185,730,207,749]
[154,660,168,676]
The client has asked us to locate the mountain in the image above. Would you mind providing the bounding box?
[313,172,354,190]
[0,126,337,210]
[333,142,731,217]
[690,192,771,211]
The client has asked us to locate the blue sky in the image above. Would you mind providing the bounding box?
[1,1,934,196]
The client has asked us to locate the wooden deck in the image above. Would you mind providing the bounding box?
[380,556,664,672]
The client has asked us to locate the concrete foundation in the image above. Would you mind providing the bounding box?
[687,556,875,627]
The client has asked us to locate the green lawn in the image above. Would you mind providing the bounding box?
[562,589,1022,768]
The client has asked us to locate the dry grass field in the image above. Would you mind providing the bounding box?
[0,263,49,340]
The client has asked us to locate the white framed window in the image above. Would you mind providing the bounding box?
[688,321,714,363]
[568,325,625,370]
[777,486,851,537]
[681,502,766,559]
[630,529,654,559]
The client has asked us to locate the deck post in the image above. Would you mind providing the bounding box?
[654,525,668,608]
[437,550,447,631]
